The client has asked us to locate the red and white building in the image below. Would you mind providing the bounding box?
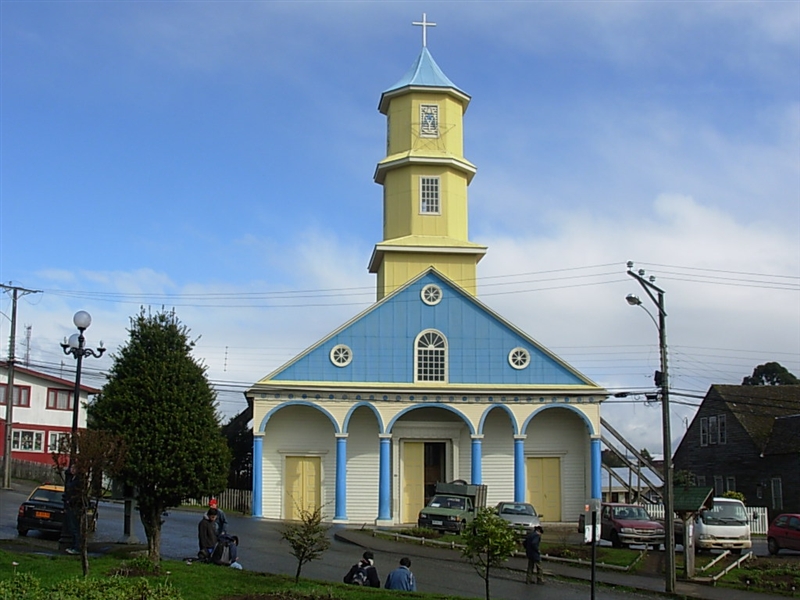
[0,362,99,465]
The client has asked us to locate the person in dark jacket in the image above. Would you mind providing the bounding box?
[523,525,544,584]
[198,508,219,560]
[385,557,416,591]
[343,550,381,587]
[63,463,82,555]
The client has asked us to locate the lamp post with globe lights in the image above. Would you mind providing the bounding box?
[625,261,675,594]
[59,310,105,552]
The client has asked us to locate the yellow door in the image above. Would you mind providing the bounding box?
[402,442,425,523]
[527,457,561,522]
[284,456,321,520]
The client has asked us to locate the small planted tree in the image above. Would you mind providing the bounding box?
[280,505,331,583]
[52,429,127,575]
[461,507,518,600]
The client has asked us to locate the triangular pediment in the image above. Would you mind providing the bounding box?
[253,269,600,392]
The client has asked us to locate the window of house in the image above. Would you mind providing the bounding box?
[48,431,70,453]
[709,416,718,445]
[47,388,74,411]
[696,475,706,487]
[757,484,763,499]
[700,417,708,446]
[415,330,447,382]
[420,177,440,214]
[12,430,43,452]
[420,104,439,137]
[714,476,723,496]
[718,414,727,444]
[508,348,530,370]
[726,477,736,492]
[771,477,783,510]
[0,384,31,407]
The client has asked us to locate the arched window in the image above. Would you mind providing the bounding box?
[415,330,447,382]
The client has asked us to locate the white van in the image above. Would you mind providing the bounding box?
[694,497,752,554]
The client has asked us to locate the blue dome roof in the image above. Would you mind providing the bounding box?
[379,48,470,114]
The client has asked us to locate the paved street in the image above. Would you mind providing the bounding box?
[2,482,796,600]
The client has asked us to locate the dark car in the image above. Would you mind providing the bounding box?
[17,484,97,537]
[768,513,800,555]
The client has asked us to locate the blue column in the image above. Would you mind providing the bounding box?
[514,436,526,503]
[471,436,483,485]
[334,435,348,521]
[378,435,391,521]
[252,436,263,518]
[591,437,602,500]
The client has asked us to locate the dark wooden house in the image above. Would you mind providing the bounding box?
[672,385,800,520]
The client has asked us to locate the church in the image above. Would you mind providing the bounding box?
[247,18,606,526]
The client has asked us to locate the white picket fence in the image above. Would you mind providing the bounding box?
[186,489,252,515]
[644,504,769,535]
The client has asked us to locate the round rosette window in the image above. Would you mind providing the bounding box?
[508,347,530,370]
[421,284,442,306]
[330,344,353,367]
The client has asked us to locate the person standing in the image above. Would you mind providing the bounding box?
[63,463,82,555]
[209,498,228,535]
[385,557,416,591]
[198,508,219,560]
[343,550,381,587]
[523,525,544,584]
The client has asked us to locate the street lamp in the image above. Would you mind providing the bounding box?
[60,310,105,462]
[625,261,676,593]
[59,310,105,551]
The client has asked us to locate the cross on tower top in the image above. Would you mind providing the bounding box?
[412,13,436,48]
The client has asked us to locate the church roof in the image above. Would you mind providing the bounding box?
[252,269,603,392]
[379,48,471,114]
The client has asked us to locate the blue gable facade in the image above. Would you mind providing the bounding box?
[268,269,590,386]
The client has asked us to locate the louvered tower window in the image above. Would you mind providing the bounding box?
[415,330,447,382]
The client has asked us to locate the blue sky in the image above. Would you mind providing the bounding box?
[2,2,798,453]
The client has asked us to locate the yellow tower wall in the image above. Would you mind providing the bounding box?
[386,93,465,157]
[382,167,469,240]
[377,252,479,299]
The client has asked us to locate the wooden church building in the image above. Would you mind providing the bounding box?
[247,21,606,526]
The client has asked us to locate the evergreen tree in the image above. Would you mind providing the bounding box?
[742,362,799,386]
[89,309,230,565]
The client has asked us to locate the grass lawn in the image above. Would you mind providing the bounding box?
[0,548,457,600]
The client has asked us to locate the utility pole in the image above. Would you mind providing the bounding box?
[625,263,675,593]
[2,284,41,489]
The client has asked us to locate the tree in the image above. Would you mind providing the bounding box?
[280,505,331,583]
[89,309,230,566]
[221,410,253,489]
[742,362,799,386]
[639,448,653,462]
[52,429,126,575]
[460,508,519,600]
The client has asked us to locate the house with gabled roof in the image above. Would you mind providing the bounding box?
[672,384,800,519]
[247,23,607,526]
[1,361,99,466]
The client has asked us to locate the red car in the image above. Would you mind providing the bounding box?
[768,513,800,555]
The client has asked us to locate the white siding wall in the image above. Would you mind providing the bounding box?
[346,408,380,523]
[261,405,336,520]
[482,409,515,506]
[525,407,590,521]
[458,428,471,483]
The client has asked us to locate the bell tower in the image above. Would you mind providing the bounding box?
[369,15,486,300]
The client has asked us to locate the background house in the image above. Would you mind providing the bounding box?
[672,384,800,520]
[0,361,98,468]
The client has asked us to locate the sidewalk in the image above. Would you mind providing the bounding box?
[334,528,787,600]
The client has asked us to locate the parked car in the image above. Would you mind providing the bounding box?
[496,502,541,535]
[417,481,486,534]
[692,497,752,554]
[579,503,665,549]
[17,484,97,537]
[767,513,800,555]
